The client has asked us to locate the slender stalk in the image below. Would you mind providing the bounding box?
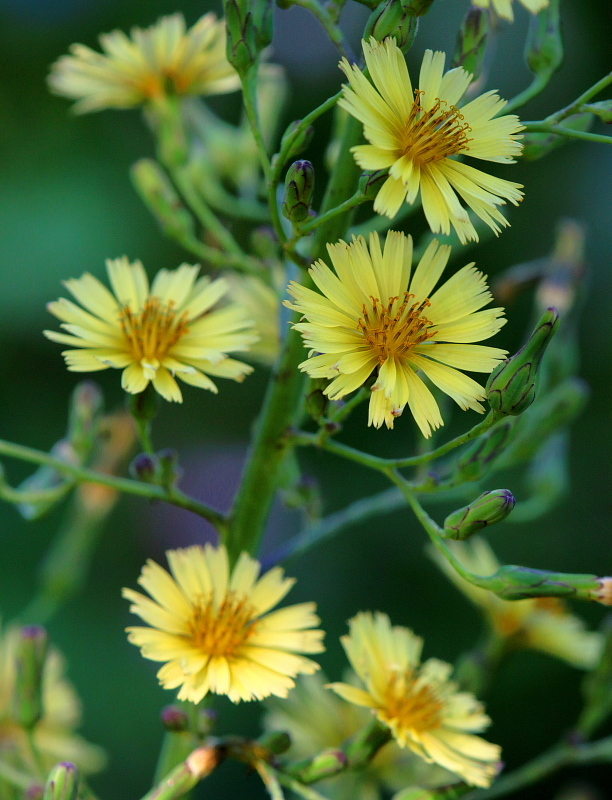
[547,70,612,123]
[523,122,612,145]
[0,438,227,532]
[274,772,328,800]
[504,73,551,114]
[0,479,73,507]
[296,191,367,236]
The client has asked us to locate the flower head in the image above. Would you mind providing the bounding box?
[45,258,257,402]
[328,612,501,788]
[48,13,240,113]
[286,230,506,437]
[123,543,325,703]
[264,672,455,800]
[339,39,524,242]
[0,628,105,783]
[431,538,603,669]
[473,0,549,23]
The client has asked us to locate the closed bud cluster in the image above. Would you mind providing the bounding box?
[13,625,49,730]
[280,120,315,161]
[364,0,418,51]
[456,420,515,482]
[358,169,388,200]
[453,8,489,81]
[225,0,272,74]
[43,763,79,800]
[487,308,560,416]
[444,490,515,540]
[525,0,563,78]
[282,161,315,223]
[131,159,195,241]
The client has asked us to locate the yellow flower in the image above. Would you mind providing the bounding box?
[0,628,105,781]
[286,230,506,437]
[264,672,455,800]
[431,538,603,669]
[473,0,549,23]
[339,39,524,243]
[44,258,257,402]
[224,273,281,366]
[123,543,325,703]
[48,13,240,113]
[328,612,501,788]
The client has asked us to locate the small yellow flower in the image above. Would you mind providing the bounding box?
[473,0,549,23]
[123,543,325,703]
[264,672,455,800]
[328,612,501,788]
[286,230,506,437]
[48,13,240,113]
[339,39,524,242]
[431,538,603,669]
[0,628,105,780]
[45,258,257,402]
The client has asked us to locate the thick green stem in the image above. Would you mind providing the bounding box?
[0,438,227,533]
[226,115,363,562]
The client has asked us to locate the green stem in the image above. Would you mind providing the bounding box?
[0,438,227,533]
[0,479,73,508]
[136,419,155,455]
[350,196,421,237]
[174,230,265,276]
[547,70,612,122]
[274,772,328,800]
[504,73,551,114]
[291,0,354,60]
[297,191,367,236]
[523,121,612,144]
[325,386,369,426]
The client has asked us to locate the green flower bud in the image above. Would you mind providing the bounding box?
[488,564,601,603]
[358,169,388,200]
[443,489,515,540]
[486,308,560,416]
[279,120,315,161]
[364,0,418,51]
[131,159,195,241]
[43,763,79,800]
[256,730,292,755]
[282,161,315,224]
[456,420,515,482]
[130,453,158,483]
[403,0,434,15]
[524,0,562,79]
[453,8,489,81]
[13,625,49,730]
[287,748,347,783]
[157,448,182,490]
[582,100,612,123]
[305,388,329,421]
[224,0,258,74]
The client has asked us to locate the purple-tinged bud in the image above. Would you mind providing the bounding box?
[282,161,315,224]
[26,785,45,800]
[130,453,157,483]
[13,625,49,729]
[444,490,515,540]
[487,308,560,415]
[161,705,189,732]
[42,763,79,800]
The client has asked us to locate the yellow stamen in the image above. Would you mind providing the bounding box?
[188,592,257,657]
[119,298,189,362]
[358,292,437,363]
[400,91,472,166]
[383,671,443,733]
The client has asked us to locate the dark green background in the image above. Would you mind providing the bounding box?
[1,0,611,797]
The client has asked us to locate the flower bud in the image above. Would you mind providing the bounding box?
[403,0,434,15]
[282,161,315,224]
[161,705,190,732]
[524,0,563,79]
[358,169,388,201]
[305,388,329,422]
[131,159,195,241]
[280,120,315,161]
[456,420,515,482]
[364,0,419,51]
[67,381,103,458]
[488,565,602,603]
[256,730,292,755]
[13,625,49,730]
[287,748,347,783]
[487,308,560,416]
[443,490,515,540]
[157,448,182,490]
[225,0,258,74]
[582,100,612,123]
[453,8,489,81]
[42,763,79,800]
[130,453,158,483]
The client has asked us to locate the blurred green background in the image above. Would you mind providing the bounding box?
[1,0,612,797]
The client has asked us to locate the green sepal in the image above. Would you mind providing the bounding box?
[282,161,315,223]
[43,763,79,800]
[443,489,515,540]
[364,0,418,51]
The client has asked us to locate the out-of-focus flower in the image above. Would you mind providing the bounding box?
[0,628,105,783]
[48,13,240,113]
[224,274,281,366]
[45,259,256,402]
[264,672,455,800]
[473,0,549,23]
[123,543,325,703]
[339,39,523,243]
[329,612,500,787]
[431,538,603,669]
[286,230,506,436]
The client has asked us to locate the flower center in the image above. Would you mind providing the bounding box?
[188,592,257,658]
[383,671,443,733]
[120,298,189,363]
[400,90,472,166]
[358,293,437,363]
